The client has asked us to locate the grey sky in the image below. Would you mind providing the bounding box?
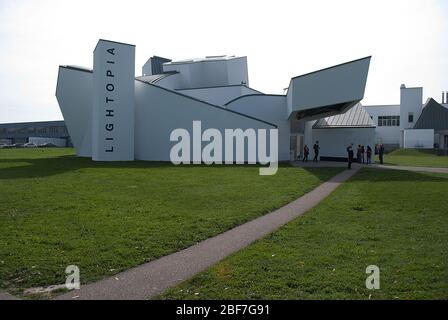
[0,0,447,123]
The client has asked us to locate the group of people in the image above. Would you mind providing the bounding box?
[346,143,385,169]
[301,140,386,169]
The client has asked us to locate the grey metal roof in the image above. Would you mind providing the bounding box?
[414,98,448,131]
[313,103,376,128]
[0,120,65,128]
[135,71,178,84]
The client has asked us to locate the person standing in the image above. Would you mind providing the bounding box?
[303,145,309,162]
[313,141,320,163]
[379,144,385,164]
[357,145,362,163]
[347,144,354,169]
[366,145,372,165]
[361,145,365,164]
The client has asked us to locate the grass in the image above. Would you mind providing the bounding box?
[381,149,448,168]
[158,168,448,300]
[0,148,342,297]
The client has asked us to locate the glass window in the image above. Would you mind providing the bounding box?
[378,116,400,127]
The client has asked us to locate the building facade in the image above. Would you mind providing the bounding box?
[364,85,448,151]
[55,39,372,163]
[0,120,71,146]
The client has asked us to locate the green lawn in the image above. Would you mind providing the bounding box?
[158,168,448,300]
[0,148,342,297]
[381,149,448,168]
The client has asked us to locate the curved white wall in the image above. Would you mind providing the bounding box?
[56,67,93,157]
[225,95,290,161]
[176,86,260,106]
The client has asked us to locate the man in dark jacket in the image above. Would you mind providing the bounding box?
[347,144,354,169]
[379,144,385,164]
[313,141,320,163]
[361,145,365,164]
[366,145,372,165]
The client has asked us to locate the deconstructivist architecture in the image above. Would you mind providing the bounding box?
[56,39,372,162]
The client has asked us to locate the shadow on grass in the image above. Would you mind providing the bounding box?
[0,155,301,180]
[2,153,447,185]
[0,155,175,180]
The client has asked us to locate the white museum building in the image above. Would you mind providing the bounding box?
[56,39,375,163]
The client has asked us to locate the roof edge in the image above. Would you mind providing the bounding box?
[136,79,277,128]
[224,94,286,106]
[290,56,372,81]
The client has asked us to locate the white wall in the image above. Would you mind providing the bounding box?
[312,128,376,159]
[154,73,181,90]
[56,67,93,157]
[142,59,152,76]
[226,58,249,86]
[56,68,277,162]
[403,129,434,149]
[163,57,248,90]
[134,81,277,162]
[364,105,401,145]
[288,57,370,118]
[225,95,290,161]
[400,86,423,130]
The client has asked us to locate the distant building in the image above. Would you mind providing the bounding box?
[0,120,72,146]
[364,85,448,151]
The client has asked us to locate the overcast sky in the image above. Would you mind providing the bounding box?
[0,0,447,123]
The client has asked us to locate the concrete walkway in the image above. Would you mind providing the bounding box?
[55,168,360,300]
[373,164,448,174]
[290,160,354,168]
[291,160,448,174]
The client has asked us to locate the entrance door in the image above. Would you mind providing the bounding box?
[290,134,303,160]
[290,135,298,160]
[444,135,448,149]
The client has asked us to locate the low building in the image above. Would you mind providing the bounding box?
[0,120,72,146]
[364,86,448,151]
[414,98,448,151]
[312,103,376,161]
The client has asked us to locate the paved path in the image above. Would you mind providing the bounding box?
[291,160,448,174]
[55,168,360,300]
[290,160,354,168]
[373,164,448,174]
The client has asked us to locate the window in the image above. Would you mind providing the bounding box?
[378,116,400,127]
[50,127,59,134]
[408,113,414,123]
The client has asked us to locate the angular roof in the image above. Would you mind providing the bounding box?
[135,71,178,84]
[165,55,244,65]
[313,103,376,128]
[414,98,448,131]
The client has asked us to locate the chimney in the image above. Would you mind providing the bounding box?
[443,91,445,104]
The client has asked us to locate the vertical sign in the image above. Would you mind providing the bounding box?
[92,39,135,161]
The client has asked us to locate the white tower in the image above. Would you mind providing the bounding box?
[92,39,135,161]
